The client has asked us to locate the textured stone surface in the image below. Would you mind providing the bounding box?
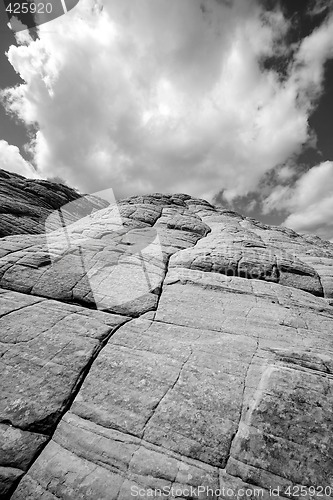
[0,198,210,316]
[0,172,332,499]
[0,169,108,238]
[241,217,333,298]
[12,271,333,499]
[0,289,128,496]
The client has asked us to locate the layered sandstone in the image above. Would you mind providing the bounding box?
[0,169,107,238]
[0,171,332,499]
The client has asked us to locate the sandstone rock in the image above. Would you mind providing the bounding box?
[0,169,108,238]
[0,200,210,317]
[0,172,332,499]
[0,289,128,496]
[241,217,333,298]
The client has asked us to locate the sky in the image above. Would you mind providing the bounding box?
[0,0,333,241]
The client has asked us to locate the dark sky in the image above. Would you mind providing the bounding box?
[0,1,29,154]
[275,0,333,162]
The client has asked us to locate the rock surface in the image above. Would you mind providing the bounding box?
[0,171,332,499]
[0,169,108,238]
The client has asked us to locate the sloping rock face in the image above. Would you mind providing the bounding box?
[0,175,333,499]
[0,169,108,237]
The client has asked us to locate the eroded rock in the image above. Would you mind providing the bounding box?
[0,289,128,495]
[0,169,108,238]
[0,174,332,499]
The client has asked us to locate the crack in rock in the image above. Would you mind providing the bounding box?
[224,333,260,467]
[141,347,193,439]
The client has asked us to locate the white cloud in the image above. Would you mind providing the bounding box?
[0,140,40,178]
[264,162,333,241]
[1,0,333,201]
[292,15,333,106]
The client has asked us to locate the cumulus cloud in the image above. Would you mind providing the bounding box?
[0,140,40,178]
[263,161,333,241]
[1,0,333,200]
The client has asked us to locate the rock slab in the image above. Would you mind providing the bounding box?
[0,173,332,499]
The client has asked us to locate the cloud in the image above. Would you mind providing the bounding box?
[276,164,296,182]
[292,14,333,105]
[263,161,333,241]
[0,140,40,178]
[1,0,333,201]
[307,0,333,17]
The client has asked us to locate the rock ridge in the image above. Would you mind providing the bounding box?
[0,169,108,238]
[0,170,332,499]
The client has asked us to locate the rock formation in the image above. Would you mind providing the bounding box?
[0,169,332,499]
[0,169,108,238]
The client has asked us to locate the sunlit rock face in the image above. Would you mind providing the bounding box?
[0,169,332,499]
